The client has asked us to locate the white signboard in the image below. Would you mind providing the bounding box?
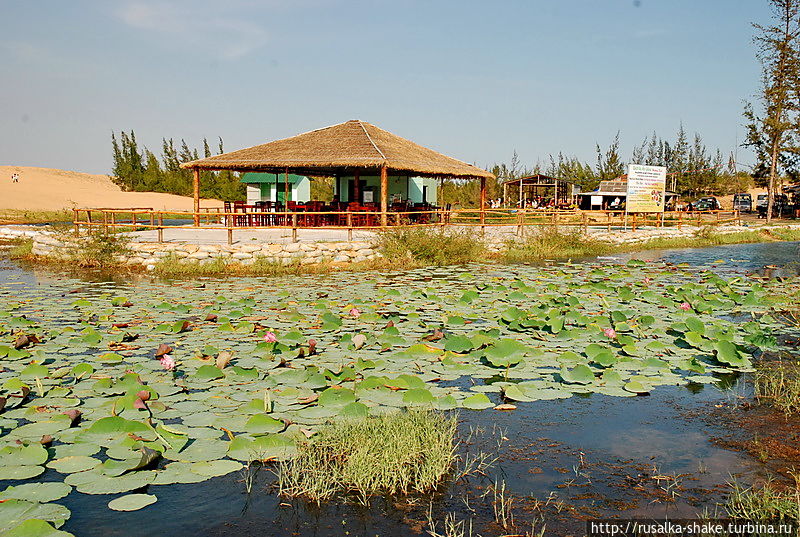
[626,164,666,213]
[590,195,603,207]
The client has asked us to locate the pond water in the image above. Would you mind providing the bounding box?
[0,241,797,537]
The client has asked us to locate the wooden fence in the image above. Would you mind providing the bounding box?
[73,208,742,245]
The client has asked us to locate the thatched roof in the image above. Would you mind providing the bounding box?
[181,120,493,179]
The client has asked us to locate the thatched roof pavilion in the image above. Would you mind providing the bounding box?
[181,120,493,225]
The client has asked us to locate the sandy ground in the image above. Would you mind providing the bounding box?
[0,165,220,211]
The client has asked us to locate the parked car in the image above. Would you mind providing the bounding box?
[692,197,721,211]
[733,193,752,213]
[756,193,790,218]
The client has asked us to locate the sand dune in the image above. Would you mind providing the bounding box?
[0,166,220,211]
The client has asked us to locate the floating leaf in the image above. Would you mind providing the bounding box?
[108,493,157,511]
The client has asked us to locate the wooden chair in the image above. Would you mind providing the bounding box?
[223,201,233,227]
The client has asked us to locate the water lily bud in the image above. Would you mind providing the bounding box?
[133,397,148,410]
[137,390,151,401]
[263,331,277,343]
[63,409,82,426]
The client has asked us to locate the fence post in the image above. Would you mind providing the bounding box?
[347,213,353,241]
[582,212,588,234]
[73,209,80,235]
[227,227,233,246]
[607,212,611,232]
[157,213,164,243]
[292,214,298,243]
[632,213,637,232]
[737,209,742,226]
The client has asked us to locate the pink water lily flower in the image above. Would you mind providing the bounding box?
[680,302,691,311]
[349,307,361,317]
[644,277,652,285]
[160,354,176,371]
[603,327,617,339]
[263,331,278,343]
[133,397,148,410]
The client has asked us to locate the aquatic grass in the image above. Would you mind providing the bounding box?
[7,238,33,258]
[754,362,800,416]
[502,227,800,264]
[151,253,399,278]
[373,226,486,266]
[502,227,610,263]
[725,479,800,520]
[278,410,457,504]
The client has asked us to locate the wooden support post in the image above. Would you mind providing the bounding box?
[380,165,388,227]
[193,168,200,226]
[632,213,637,232]
[354,170,361,204]
[479,176,486,226]
[284,168,290,206]
[292,213,298,242]
[607,212,611,232]
[157,213,164,243]
[518,178,523,208]
[131,211,136,231]
[678,211,683,230]
[347,213,353,242]
[102,211,108,234]
[582,212,588,233]
[73,209,79,235]
[503,181,507,207]
[227,227,233,246]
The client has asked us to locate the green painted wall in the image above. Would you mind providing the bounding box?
[334,175,438,204]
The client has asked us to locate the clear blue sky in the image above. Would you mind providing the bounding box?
[0,0,769,175]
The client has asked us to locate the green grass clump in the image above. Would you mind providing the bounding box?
[754,362,800,416]
[278,410,456,504]
[768,227,800,241]
[8,238,33,258]
[725,480,800,520]
[0,209,73,224]
[503,227,611,263]
[373,227,486,266]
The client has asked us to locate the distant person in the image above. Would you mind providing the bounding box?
[11,173,19,183]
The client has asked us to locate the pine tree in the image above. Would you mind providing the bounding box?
[596,133,626,181]
[744,0,800,222]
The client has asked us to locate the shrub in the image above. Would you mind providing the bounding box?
[373,227,485,266]
[278,410,456,504]
[67,231,132,267]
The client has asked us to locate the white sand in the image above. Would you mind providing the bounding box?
[0,165,220,211]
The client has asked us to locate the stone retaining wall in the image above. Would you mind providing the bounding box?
[2,222,798,270]
[0,225,380,270]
